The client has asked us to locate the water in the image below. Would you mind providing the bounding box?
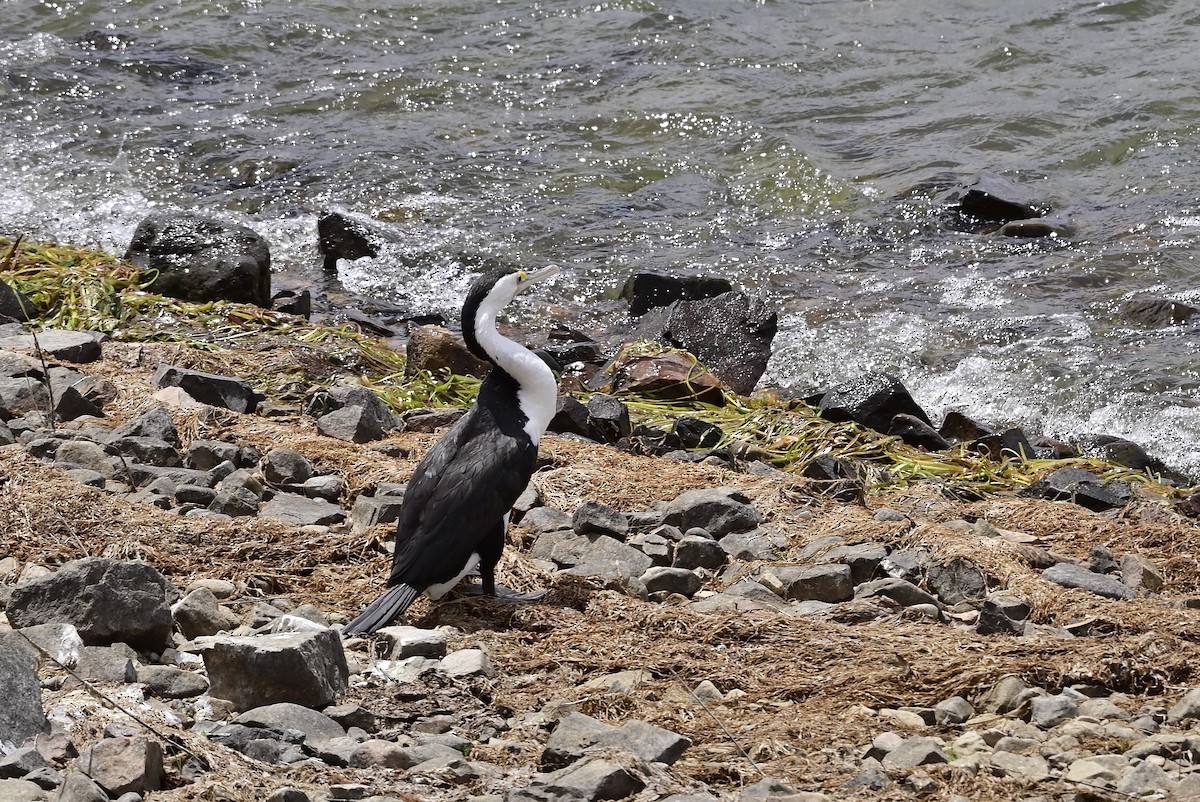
[2,0,1199,476]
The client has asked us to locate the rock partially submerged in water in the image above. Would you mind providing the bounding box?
[818,373,932,435]
[621,271,733,317]
[125,211,272,308]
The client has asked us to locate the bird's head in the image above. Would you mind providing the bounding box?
[462,264,560,361]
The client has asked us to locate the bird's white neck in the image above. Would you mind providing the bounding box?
[474,302,557,445]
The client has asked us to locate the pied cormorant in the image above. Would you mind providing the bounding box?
[342,265,560,635]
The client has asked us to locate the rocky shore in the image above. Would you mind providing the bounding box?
[2,224,1200,802]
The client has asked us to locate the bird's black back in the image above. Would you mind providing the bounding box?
[385,368,537,590]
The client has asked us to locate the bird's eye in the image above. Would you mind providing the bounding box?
[517,270,528,282]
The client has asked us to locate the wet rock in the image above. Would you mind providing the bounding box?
[405,325,489,379]
[818,373,932,435]
[636,291,777,395]
[316,405,385,444]
[971,427,1035,460]
[6,558,175,650]
[572,501,629,540]
[259,493,346,527]
[136,665,209,699]
[1020,467,1132,512]
[766,564,853,603]
[663,488,760,538]
[945,172,1047,223]
[976,595,1030,636]
[125,211,271,307]
[1121,297,1198,328]
[235,703,347,750]
[609,350,726,405]
[996,218,1071,238]
[669,416,723,450]
[880,736,948,770]
[0,632,48,748]
[152,364,259,413]
[927,557,986,605]
[187,628,349,711]
[75,735,164,796]
[640,567,701,597]
[1041,563,1134,600]
[620,272,732,316]
[889,414,950,450]
[317,209,379,270]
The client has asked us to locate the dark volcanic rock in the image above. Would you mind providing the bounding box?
[939,410,993,443]
[635,291,776,395]
[1121,298,1198,328]
[1020,467,1133,511]
[152,364,259,413]
[0,329,103,364]
[585,393,631,442]
[971,427,1035,460]
[6,558,175,650]
[662,488,761,538]
[927,557,987,605]
[0,281,35,322]
[317,209,380,271]
[1042,563,1134,600]
[889,413,951,451]
[669,416,723,450]
[124,211,271,307]
[620,272,733,316]
[945,172,1047,223]
[0,632,49,748]
[572,501,629,540]
[818,373,932,435]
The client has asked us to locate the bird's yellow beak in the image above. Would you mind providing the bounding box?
[516,264,560,290]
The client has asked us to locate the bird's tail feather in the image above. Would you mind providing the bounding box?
[341,585,420,636]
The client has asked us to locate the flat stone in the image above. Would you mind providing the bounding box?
[234,703,347,750]
[1064,754,1128,786]
[542,712,689,768]
[0,330,102,363]
[516,755,645,802]
[152,364,258,413]
[259,494,346,527]
[376,625,447,659]
[766,564,853,603]
[717,529,778,561]
[1042,563,1134,600]
[640,566,701,597]
[439,649,496,678]
[349,494,406,536]
[1030,693,1079,729]
[136,665,209,699]
[572,501,629,540]
[880,736,948,770]
[73,645,137,683]
[986,751,1050,781]
[854,577,940,608]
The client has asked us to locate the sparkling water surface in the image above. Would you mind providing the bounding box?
[2,0,1199,474]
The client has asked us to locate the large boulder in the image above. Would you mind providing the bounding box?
[317,209,380,272]
[635,291,776,395]
[124,211,272,307]
[5,558,175,651]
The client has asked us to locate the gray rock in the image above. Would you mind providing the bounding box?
[187,629,349,711]
[1116,759,1178,796]
[572,501,629,540]
[640,567,701,597]
[376,625,447,659]
[522,506,574,535]
[564,536,654,581]
[986,751,1050,780]
[976,595,1030,636]
[934,696,975,726]
[266,788,312,802]
[768,564,853,603]
[136,665,209,699]
[817,543,886,585]
[880,736,948,770]
[53,772,106,802]
[15,622,83,667]
[672,535,726,570]
[152,364,259,413]
[6,558,175,651]
[74,735,164,796]
[663,488,761,538]
[717,529,778,561]
[509,755,645,802]
[259,493,346,527]
[316,406,385,443]
[1166,687,1200,724]
[322,704,376,734]
[585,394,632,442]
[1064,755,1128,786]
[542,712,689,768]
[172,587,240,638]
[185,440,242,471]
[1042,563,1134,600]
[0,779,48,801]
[73,645,137,683]
[927,557,986,604]
[302,474,344,502]
[1030,693,1079,729]
[261,447,313,485]
[54,440,114,477]
[818,373,932,436]
[1020,466,1132,512]
[0,378,51,420]
[880,549,927,582]
[321,385,398,430]
[235,703,347,749]
[0,745,48,779]
[439,649,496,678]
[111,406,179,445]
[691,579,792,614]
[627,532,673,566]
[348,494,408,538]
[736,777,807,802]
[0,330,103,364]
[1121,554,1164,593]
[854,577,940,608]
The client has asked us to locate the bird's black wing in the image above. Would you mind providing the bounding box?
[386,406,537,589]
